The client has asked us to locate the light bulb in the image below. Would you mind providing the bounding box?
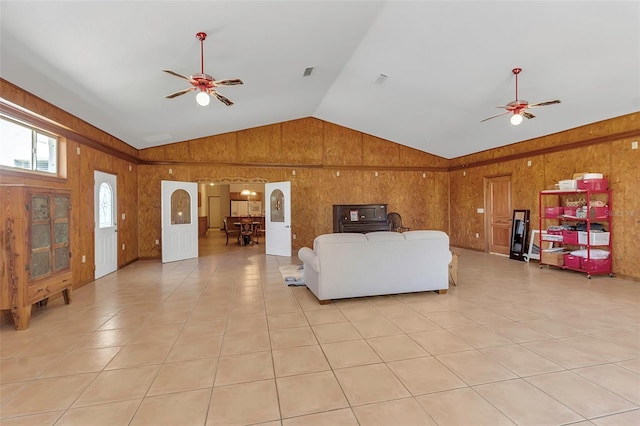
[510,113,523,126]
[196,91,210,107]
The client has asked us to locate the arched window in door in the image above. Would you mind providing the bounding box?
[270,189,285,222]
[171,189,191,224]
[98,182,114,228]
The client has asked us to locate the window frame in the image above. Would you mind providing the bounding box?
[0,114,65,179]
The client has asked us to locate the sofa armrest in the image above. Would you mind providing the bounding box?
[297,247,319,273]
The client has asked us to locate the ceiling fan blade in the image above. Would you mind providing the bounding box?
[162,69,192,81]
[522,111,535,119]
[528,99,561,108]
[480,111,510,122]
[213,91,234,106]
[214,78,243,86]
[165,87,195,99]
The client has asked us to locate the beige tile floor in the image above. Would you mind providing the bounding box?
[1,230,639,425]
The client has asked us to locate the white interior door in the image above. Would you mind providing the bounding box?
[94,171,117,279]
[265,181,291,257]
[161,181,198,263]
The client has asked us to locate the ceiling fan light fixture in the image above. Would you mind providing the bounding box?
[196,91,210,107]
[510,113,523,126]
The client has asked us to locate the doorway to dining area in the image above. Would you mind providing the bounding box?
[196,178,292,257]
[200,182,265,231]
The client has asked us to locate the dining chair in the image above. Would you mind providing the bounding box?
[253,222,266,244]
[239,216,254,245]
[223,219,240,245]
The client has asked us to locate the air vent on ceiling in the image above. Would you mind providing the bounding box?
[303,66,314,77]
[375,73,388,84]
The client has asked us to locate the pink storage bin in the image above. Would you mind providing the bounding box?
[577,178,608,191]
[564,254,582,269]
[580,257,611,273]
[562,230,578,245]
[589,206,609,219]
[544,207,564,217]
[563,207,578,216]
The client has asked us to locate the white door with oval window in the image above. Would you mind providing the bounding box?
[265,181,291,257]
[95,171,118,279]
[161,181,198,263]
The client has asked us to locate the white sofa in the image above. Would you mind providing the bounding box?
[297,230,451,303]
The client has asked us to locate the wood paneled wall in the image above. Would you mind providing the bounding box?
[0,80,139,292]
[2,79,639,280]
[137,118,450,257]
[448,113,639,278]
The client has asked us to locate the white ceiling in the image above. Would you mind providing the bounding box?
[1,1,638,159]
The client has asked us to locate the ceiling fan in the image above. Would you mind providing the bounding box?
[163,32,243,107]
[481,67,560,125]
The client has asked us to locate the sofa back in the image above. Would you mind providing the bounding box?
[308,230,451,300]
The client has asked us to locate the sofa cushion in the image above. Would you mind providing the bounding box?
[365,231,405,242]
[402,230,449,241]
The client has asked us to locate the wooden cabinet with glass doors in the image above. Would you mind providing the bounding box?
[1,185,72,329]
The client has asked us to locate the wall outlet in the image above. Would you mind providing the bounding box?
[155,239,160,245]
[475,233,480,239]
[82,255,86,263]
[168,168,173,174]
[121,213,125,220]
[122,244,125,251]
[477,208,484,213]
[633,141,638,150]
[292,234,297,240]
[527,160,532,167]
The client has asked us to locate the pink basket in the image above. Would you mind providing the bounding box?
[562,230,578,245]
[580,257,611,273]
[564,254,582,269]
[544,207,564,217]
[577,179,608,191]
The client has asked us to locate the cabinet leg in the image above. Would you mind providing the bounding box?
[62,289,72,304]
[11,305,32,330]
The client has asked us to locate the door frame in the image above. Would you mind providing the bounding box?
[483,174,512,254]
[94,170,118,279]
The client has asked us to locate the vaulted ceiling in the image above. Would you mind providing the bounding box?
[1,1,638,159]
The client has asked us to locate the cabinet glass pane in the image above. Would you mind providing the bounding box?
[55,222,68,244]
[31,251,51,278]
[54,196,69,219]
[32,223,50,249]
[54,247,69,271]
[31,196,50,220]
